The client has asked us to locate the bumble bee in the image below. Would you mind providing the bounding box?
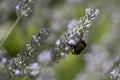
[67,38,86,55]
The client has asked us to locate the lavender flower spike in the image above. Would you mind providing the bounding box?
[51,8,100,62]
[15,0,37,18]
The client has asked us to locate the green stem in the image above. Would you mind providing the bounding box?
[21,75,28,80]
[0,18,20,48]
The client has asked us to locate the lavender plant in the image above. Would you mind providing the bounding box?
[0,0,37,49]
[0,0,40,79]
[0,7,100,80]
[6,28,50,77]
[51,8,99,62]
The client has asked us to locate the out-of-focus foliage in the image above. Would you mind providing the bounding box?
[0,0,120,80]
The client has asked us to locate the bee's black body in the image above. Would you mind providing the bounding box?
[67,39,86,55]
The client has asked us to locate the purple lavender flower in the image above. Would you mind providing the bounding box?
[85,8,94,16]
[94,9,100,16]
[14,69,23,76]
[15,4,20,11]
[67,39,78,45]
[56,39,61,46]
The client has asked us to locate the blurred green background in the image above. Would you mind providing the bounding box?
[0,0,120,80]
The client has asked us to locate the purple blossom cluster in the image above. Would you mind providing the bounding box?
[15,0,37,18]
[6,28,50,77]
[51,8,100,62]
[110,67,120,80]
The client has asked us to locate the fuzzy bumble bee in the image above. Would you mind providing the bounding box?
[67,38,86,55]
